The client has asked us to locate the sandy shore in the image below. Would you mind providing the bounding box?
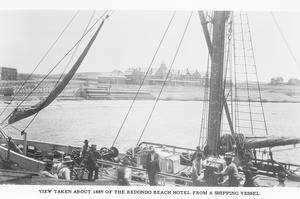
[1,84,300,102]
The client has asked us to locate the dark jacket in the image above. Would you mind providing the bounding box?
[86,150,97,169]
[146,152,160,173]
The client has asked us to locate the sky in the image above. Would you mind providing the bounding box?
[1,1,300,82]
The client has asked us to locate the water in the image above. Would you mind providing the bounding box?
[1,100,300,164]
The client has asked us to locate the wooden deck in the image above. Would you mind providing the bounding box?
[0,169,33,183]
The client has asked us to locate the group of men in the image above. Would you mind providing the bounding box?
[40,142,287,187]
[189,147,287,187]
[116,146,160,186]
[39,139,99,182]
[39,155,74,180]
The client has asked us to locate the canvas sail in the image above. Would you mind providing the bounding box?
[8,20,105,124]
[244,136,300,149]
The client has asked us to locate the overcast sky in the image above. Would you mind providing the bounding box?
[0,7,300,82]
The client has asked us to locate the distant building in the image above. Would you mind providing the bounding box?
[287,78,299,85]
[124,68,146,84]
[0,67,17,81]
[270,77,284,85]
[98,70,127,85]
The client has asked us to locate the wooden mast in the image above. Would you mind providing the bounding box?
[206,11,230,153]
[202,11,300,153]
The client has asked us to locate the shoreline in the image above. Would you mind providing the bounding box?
[1,83,300,103]
[1,97,300,107]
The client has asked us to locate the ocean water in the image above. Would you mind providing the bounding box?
[1,100,300,164]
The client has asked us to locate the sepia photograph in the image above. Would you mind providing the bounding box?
[0,0,300,198]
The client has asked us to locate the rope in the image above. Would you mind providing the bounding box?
[198,11,213,147]
[135,11,194,146]
[108,10,115,17]
[22,11,97,133]
[111,11,177,147]
[270,12,300,70]
[8,125,22,133]
[1,10,110,126]
[219,133,245,152]
[55,10,97,88]
[0,10,80,118]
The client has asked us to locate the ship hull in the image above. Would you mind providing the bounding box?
[1,139,300,185]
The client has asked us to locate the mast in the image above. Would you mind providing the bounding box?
[206,11,230,153]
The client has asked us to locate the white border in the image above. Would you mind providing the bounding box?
[1,0,300,199]
[0,0,299,11]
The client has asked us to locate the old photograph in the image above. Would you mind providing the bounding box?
[0,2,300,194]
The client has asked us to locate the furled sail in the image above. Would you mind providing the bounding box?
[244,136,300,149]
[8,20,105,124]
[219,133,300,152]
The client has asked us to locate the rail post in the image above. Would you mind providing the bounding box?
[7,137,11,161]
[21,131,27,155]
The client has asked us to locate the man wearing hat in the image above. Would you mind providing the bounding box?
[214,156,242,187]
[86,144,99,181]
[275,172,286,187]
[53,156,74,181]
[190,146,202,163]
[39,160,58,179]
[80,140,90,157]
[243,153,253,170]
[243,167,261,187]
[146,146,160,186]
[116,157,132,186]
[191,152,205,186]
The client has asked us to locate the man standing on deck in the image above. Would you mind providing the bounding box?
[214,156,242,187]
[86,144,99,181]
[191,152,204,186]
[146,146,160,186]
[191,146,202,163]
[243,167,261,187]
[116,157,132,186]
[243,153,253,170]
[81,140,90,157]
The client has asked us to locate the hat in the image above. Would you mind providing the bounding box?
[84,139,88,143]
[224,156,232,161]
[122,157,131,166]
[42,158,52,163]
[249,167,259,174]
[148,146,155,152]
[196,152,204,158]
[242,165,249,171]
[244,153,252,158]
[62,155,73,163]
[45,161,54,168]
[91,144,97,150]
[277,172,286,181]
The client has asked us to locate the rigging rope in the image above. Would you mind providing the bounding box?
[270,12,300,70]
[111,11,177,147]
[0,10,80,119]
[22,11,97,133]
[55,11,97,87]
[108,10,115,17]
[198,11,213,147]
[135,11,194,146]
[7,125,22,133]
[0,10,110,126]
